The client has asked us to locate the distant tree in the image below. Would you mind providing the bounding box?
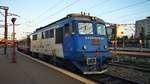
[117,36,128,41]
[123,36,128,40]
[117,37,121,40]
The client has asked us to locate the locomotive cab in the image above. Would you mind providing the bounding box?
[63,18,112,74]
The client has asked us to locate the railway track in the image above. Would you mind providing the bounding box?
[85,74,140,84]
[109,62,150,73]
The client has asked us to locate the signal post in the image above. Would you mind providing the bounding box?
[0,6,9,55]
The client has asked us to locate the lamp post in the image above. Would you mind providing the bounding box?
[11,17,16,63]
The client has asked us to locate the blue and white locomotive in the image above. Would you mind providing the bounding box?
[19,13,112,74]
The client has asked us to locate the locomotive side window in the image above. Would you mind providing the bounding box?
[50,29,54,38]
[45,29,54,38]
[32,34,37,40]
[45,30,49,39]
[78,22,93,34]
[56,28,63,43]
[97,24,106,35]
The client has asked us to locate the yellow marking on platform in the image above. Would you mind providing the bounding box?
[17,51,96,84]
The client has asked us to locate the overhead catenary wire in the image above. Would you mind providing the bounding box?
[113,11,150,23]
[19,0,81,29]
[35,0,81,27]
[0,11,4,16]
[104,9,150,21]
[18,0,150,30]
[18,0,65,27]
[84,0,111,12]
[96,0,150,16]
[1,0,7,5]
[109,11,150,24]
[28,0,64,24]
[112,3,150,23]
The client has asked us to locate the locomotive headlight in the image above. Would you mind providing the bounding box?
[82,45,87,50]
[104,45,108,49]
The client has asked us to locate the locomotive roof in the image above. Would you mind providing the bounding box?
[34,13,105,32]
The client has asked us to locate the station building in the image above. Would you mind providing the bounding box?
[135,16,150,39]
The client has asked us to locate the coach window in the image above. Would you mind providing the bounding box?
[32,34,37,40]
[56,28,63,43]
[64,24,70,36]
[50,29,54,38]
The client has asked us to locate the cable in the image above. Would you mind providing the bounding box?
[85,0,111,12]
[105,9,150,21]
[30,0,64,23]
[35,0,81,26]
[18,0,64,27]
[1,0,7,5]
[96,0,149,16]
[111,12,150,24]
[0,11,4,16]
[19,0,81,28]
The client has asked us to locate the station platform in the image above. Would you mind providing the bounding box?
[0,48,84,84]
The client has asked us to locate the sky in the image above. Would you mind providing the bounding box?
[0,0,150,39]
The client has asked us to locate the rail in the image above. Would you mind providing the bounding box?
[85,74,140,84]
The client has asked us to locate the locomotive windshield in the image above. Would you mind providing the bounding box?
[97,23,106,35]
[77,22,106,35]
[78,22,93,34]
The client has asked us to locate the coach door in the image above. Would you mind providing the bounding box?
[55,23,71,43]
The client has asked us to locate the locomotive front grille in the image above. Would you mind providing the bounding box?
[86,58,96,65]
